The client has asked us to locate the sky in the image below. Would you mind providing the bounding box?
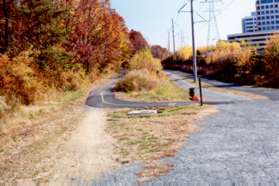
[111,0,255,49]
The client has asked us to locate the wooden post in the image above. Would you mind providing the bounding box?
[199,78,203,106]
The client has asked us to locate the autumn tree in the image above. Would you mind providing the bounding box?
[12,0,69,55]
[151,45,170,60]
[129,29,149,53]
[264,35,279,73]
[67,0,131,75]
[0,0,16,53]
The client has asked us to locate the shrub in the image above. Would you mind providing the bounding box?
[57,68,88,91]
[0,54,42,105]
[176,46,192,61]
[204,41,254,81]
[129,49,162,74]
[114,70,158,92]
[264,35,279,87]
[35,46,88,91]
[264,35,279,73]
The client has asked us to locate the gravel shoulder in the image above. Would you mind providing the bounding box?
[92,70,279,185]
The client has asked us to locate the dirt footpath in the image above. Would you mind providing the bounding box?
[50,107,117,182]
[0,105,118,184]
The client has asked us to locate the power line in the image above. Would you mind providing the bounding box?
[172,18,176,54]
[167,31,171,52]
[201,0,222,46]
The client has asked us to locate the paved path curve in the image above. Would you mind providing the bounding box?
[85,74,192,108]
[90,70,279,185]
[85,72,244,109]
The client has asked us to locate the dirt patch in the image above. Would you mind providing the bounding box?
[106,105,217,182]
[137,161,174,183]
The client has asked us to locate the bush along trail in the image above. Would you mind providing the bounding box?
[163,38,279,88]
[86,49,192,109]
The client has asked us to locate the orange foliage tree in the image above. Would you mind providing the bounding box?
[66,0,131,75]
[0,0,133,105]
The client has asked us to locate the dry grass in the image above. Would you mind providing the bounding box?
[114,70,158,92]
[106,105,217,182]
[0,99,84,182]
[116,80,189,102]
[0,77,111,182]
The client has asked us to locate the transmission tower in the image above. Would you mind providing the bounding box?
[202,0,221,46]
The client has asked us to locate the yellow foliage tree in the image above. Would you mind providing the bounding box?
[176,46,192,61]
[264,35,279,73]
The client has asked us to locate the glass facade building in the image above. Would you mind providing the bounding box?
[229,0,279,53]
[242,12,258,33]
[256,0,279,31]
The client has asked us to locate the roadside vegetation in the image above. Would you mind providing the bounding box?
[163,37,279,88]
[106,106,216,182]
[114,49,189,102]
[0,0,157,181]
[0,0,133,114]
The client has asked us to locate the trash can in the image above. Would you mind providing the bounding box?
[189,88,195,98]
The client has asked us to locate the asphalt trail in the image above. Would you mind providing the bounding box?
[85,71,247,109]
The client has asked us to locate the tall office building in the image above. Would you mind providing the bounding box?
[228,0,279,53]
[242,12,258,33]
[256,0,279,31]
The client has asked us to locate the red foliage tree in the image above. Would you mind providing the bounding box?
[67,0,131,74]
[129,29,149,53]
[151,45,170,60]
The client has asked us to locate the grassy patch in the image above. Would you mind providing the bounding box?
[116,81,189,102]
[55,90,85,104]
[106,105,216,182]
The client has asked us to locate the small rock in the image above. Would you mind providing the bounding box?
[121,160,130,164]
[128,110,158,117]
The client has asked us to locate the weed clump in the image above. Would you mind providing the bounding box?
[129,49,162,74]
[114,70,158,92]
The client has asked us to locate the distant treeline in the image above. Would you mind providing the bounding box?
[163,38,279,88]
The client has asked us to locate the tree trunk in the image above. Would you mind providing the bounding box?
[3,0,9,52]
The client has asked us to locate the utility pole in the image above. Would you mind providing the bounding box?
[167,31,171,52]
[190,0,198,83]
[171,19,176,55]
[178,1,198,83]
